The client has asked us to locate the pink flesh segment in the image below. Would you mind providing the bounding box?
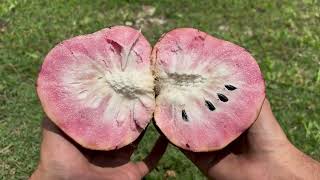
[37,26,154,150]
[153,28,265,152]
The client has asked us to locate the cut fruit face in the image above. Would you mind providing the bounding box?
[37,26,155,150]
[37,26,265,152]
[153,28,265,152]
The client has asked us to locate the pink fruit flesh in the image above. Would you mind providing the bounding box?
[153,28,265,152]
[37,26,155,150]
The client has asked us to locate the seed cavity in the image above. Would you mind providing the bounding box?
[182,109,189,121]
[164,73,206,88]
[205,100,215,111]
[225,84,237,91]
[106,72,153,99]
[217,93,228,102]
[79,90,88,94]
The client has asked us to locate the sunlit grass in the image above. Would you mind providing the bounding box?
[0,0,319,179]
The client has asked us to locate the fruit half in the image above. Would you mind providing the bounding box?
[153,28,265,152]
[37,26,155,150]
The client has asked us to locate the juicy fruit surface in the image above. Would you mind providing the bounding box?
[37,26,155,150]
[153,28,265,152]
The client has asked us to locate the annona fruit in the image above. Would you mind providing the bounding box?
[37,26,265,152]
[37,26,155,150]
[152,28,265,152]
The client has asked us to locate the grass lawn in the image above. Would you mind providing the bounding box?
[0,0,319,179]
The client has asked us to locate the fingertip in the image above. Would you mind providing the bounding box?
[257,98,275,122]
[249,97,288,141]
[136,135,169,176]
[261,98,272,111]
[135,161,149,177]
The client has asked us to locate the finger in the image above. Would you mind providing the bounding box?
[247,98,290,153]
[39,117,87,165]
[135,135,168,176]
[251,98,284,133]
[180,148,220,174]
[42,116,61,134]
[120,128,147,155]
[41,117,73,147]
[41,117,82,150]
[206,152,243,179]
[90,129,148,165]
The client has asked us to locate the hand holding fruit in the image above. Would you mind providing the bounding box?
[182,99,320,180]
[30,117,168,180]
[33,26,320,179]
[36,26,264,152]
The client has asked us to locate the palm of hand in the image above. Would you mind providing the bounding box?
[32,118,167,180]
[182,99,294,179]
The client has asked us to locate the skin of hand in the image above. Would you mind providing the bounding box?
[30,118,168,180]
[182,99,320,180]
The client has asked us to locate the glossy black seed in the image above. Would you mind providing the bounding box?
[205,100,216,111]
[225,84,237,90]
[217,93,228,102]
[182,109,188,121]
[186,143,190,148]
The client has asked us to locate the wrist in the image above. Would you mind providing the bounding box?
[288,147,320,180]
[30,165,107,180]
[29,165,68,180]
[267,145,320,180]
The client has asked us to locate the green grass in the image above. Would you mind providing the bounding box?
[0,0,319,179]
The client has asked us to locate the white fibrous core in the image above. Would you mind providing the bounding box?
[155,51,244,120]
[62,51,154,111]
[106,70,154,98]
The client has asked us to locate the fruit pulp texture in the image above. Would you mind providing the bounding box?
[153,28,265,152]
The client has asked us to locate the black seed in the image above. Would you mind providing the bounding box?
[225,84,237,91]
[205,100,216,111]
[186,143,190,148]
[182,110,188,121]
[217,93,228,102]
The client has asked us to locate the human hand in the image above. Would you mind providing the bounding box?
[181,99,320,180]
[30,118,168,180]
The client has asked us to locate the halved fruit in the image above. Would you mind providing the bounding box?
[152,28,265,152]
[37,26,155,150]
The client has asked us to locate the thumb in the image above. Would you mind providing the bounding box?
[135,135,168,177]
[247,98,290,152]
